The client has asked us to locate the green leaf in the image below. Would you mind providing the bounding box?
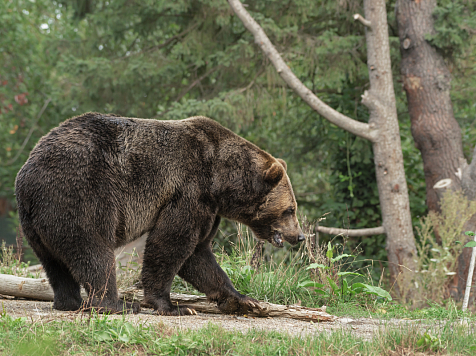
[342,278,348,296]
[118,334,130,343]
[337,271,363,277]
[464,241,476,248]
[297,280,325,289]
[94,331,113,342]
[314,289,330,296]
[306,263,328,270]
[331,254,354,263]
[465,231,475,236]
[326,241,333,260]
[327,276,340,295]
[352,283,392,301]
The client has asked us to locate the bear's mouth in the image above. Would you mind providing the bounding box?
[271,231,284,248]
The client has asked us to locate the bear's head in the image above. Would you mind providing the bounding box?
[248,158,305,248]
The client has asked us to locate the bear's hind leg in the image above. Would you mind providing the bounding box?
[24,230,82,311]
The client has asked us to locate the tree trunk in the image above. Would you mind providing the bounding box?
[228,0,418,299]
[396,0,464,215]
[396,0,474,301]
[361,0,417,299]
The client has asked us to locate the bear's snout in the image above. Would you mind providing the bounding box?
[297,232,305,242]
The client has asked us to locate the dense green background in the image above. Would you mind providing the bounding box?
[1,0,475,273]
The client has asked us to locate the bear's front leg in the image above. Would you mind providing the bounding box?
[141,210,206,316]
[179,244,261,314]
[178,216,262,315]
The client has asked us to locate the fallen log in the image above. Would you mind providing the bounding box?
[121,287,337,322]
[0,273,55,301]
[0,274,337,322]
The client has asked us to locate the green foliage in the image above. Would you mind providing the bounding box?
[0,0,473,280]
[89,314,145,344]
[115,249,142,289]
[1,307,476,355]
[416,332,443,352]
[464,240,476,248]
[300,242,392,302]
[414,190,476,305]
[427,0,476,58]
[211,227,318,306]
[0,0,64,201]
[0,241,39,278]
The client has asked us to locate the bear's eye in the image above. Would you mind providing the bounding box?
[284,207,295,215]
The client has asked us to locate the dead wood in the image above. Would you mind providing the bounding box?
[0,274,337,322]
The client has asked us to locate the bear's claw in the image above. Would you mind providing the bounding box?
[154,305,197,316]
[186,308,198,315]
[217,294,262,314]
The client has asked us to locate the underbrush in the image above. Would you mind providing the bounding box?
[413,190,476,306]
[0,241,38,278]
[169,222,391,312]
[1,310,476,355]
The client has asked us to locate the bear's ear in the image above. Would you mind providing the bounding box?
[264,161,284,186]
[277,158,287,171]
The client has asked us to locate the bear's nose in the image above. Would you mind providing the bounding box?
[297,232,305,242]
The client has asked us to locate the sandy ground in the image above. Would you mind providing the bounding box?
[0,296,427,340]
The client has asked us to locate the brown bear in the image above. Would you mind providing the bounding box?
[15,113,304,315]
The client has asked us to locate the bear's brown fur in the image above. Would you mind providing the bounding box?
[15,113,304,315]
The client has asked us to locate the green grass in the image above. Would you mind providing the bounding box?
[1,310,476,355]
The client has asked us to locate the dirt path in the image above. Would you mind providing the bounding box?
[0,297,423,340]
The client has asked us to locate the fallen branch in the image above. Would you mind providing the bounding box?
[121,287,337,322]
[0,273,55,301]
[0,274,337,322]
[317,225,385,237]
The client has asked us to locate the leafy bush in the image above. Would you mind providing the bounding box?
[298,241,391,303]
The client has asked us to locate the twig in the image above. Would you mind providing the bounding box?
[6,98,51,165]
[353,14,372,28]
[316,225,385,237]
[238,66,265,93]
[462,233,476,312]
[16,226,24,262]
[118,22,201,60]
[175,66,220,102]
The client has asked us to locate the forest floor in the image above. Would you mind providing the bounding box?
[0,297,435,341]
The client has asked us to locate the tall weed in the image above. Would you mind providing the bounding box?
[0,241,38,278]
[414,190,476,305]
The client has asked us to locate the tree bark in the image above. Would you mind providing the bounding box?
[227,0,417,299]
[361,0,417,299]
[396,0,475,301]
[0,274,338,322]
[396,0,464,215]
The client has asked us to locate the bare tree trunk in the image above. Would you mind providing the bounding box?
[396,0,464,214]
[361,0,417,299]
[228,0,417,299]
[396,0,474,300]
